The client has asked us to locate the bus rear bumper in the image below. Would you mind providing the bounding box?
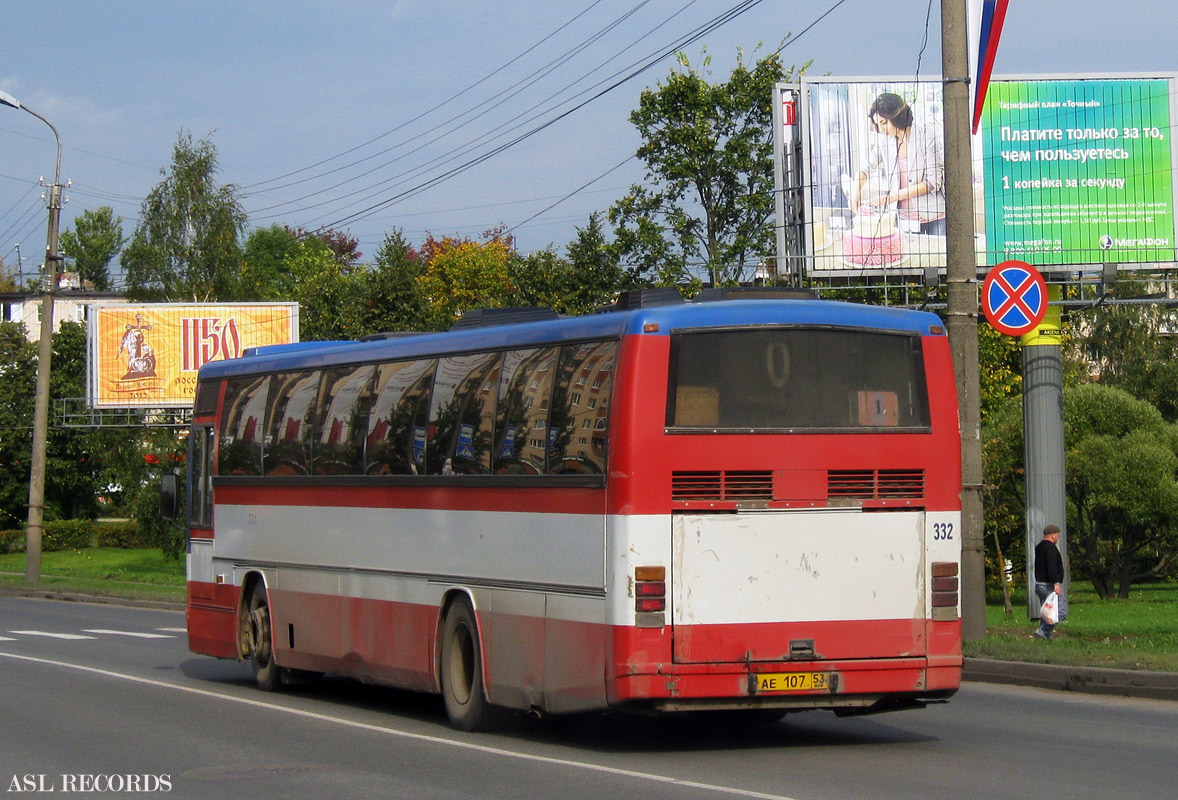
[610,657,962,712]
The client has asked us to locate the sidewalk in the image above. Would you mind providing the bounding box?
[964,658,1178,702]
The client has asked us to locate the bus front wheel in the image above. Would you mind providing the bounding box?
[245,585,281,691]
[440,600,508,731]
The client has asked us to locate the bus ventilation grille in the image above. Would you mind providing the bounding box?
[672,471,774,501]
[828,469,925,499]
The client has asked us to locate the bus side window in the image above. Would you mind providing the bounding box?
[189,426,214,527]
[313,365,375,476]
[548,341,616,474]
[364,359,436,475]
[219,376,270,476]
[263,370,320,476]
[427,352,500,475]
[493,347,559,475]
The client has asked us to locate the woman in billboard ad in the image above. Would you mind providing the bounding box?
[852,91,947,237]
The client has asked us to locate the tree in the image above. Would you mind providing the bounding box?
[1063,384,1178,598]
[608,50,804,286]
[294,250,368,341]
[238,225,304,301]
[59,206,125,291]
[986,383,1178,599]
[43,322,104,520]
[0,321,36,527]
[363,229,428,333]
[122,131,247,301]
[562,212,635,307]
[414,231,516,331]
[1067,298,1178,423]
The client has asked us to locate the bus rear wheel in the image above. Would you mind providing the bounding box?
[440,600,508,731]
[245,585,281,691]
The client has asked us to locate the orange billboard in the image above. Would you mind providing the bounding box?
[88,303,298,408]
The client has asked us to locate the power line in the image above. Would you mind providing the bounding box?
[245,0,678,217]
[307,0,768,233]
[241,0,619,194]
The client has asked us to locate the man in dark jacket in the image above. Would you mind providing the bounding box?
[1034,524,1064,640]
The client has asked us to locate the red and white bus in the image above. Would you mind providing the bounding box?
[174,289,962,730]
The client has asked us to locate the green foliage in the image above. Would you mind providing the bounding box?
[45,322,103,520]
[1066,298,1178,422]
[0,321,36,527]
[239,224,304,300]
[291,237,368,341]
[1063,384,1178,597]
[59,206,125,291]
[94,520,149,548]
[122,131,247,301]
[413,232,516,331]
[0,529,22,552]
[129,482,184,560]
[986,383,1178,599]
[42,519,97,551]
[363,229,428,333]
[509,224,633,316]
[609,50,804,286]
[978,323,1023,422]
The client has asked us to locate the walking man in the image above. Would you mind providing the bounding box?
[1034,524,1064,640]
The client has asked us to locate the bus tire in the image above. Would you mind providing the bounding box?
[440,600,508,731]
[245,585,281,692]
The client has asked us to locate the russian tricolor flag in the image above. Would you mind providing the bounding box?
[972,0,1010,134]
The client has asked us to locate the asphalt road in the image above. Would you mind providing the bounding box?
[1,596,1174,800]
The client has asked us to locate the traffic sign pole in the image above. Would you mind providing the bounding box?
[1021,283,1068,620]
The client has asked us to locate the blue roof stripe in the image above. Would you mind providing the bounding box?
[198,300,942,379]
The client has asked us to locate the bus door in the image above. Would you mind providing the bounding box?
[670,509,927,664]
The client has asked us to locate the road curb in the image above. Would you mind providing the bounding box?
[965,658,1178,701]
[0,584,185,612]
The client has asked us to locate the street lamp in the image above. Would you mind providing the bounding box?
[1,90,63,583]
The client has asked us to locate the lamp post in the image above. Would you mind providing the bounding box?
[1,90,63,584]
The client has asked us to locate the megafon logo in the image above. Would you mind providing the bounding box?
[1100,234,1170,250]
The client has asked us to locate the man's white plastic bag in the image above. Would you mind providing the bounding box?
[1040,591,1059,625]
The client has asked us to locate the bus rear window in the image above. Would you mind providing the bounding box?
[666,328,930,431]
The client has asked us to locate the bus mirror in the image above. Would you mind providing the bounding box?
[160,473,180,521]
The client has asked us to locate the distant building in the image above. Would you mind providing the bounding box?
[0,285,128,342]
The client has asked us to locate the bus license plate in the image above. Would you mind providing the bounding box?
[753,672,830,693]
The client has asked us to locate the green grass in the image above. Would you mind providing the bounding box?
[0,547,185,604]
[964,582,1178,672]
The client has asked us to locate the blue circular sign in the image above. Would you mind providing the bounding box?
[982,260,1047,337]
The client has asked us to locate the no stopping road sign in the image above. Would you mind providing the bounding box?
[982,260,1047,336]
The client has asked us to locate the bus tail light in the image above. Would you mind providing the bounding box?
[931,562,959,621]
[635,566,666,627]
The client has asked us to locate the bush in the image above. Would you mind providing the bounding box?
[130,486,184,560]
[42,519,97,551]
[0,528,23,553]
[95,520,152,549]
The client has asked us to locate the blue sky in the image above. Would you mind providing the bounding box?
[1,0,1174,284]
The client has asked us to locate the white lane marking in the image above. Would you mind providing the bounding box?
[8,630,97,640]
[83,629,175,639]
[0,636,16,642]
[0,651,799,800]
[157,627,187,633]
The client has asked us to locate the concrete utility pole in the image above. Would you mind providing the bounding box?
[941,1,987,640]
[0,90,63,584]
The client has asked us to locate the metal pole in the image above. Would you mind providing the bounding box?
[1022,286,1067,616]
[941,0,987,640]
[0,91,62,584]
